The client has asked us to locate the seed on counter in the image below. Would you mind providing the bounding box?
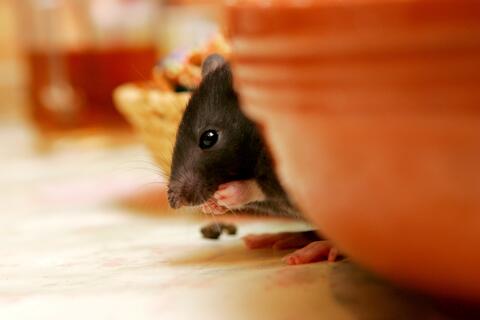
[201,223,237,240]
[223,224,237,235]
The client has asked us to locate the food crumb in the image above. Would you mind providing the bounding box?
[201,223,237,240]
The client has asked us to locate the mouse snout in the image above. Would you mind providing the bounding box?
[167,187,185,209]
[167,181,202,209]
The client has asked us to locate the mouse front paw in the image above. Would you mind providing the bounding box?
[213,180,265,209]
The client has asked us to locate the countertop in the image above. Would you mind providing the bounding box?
[0,122,460,320]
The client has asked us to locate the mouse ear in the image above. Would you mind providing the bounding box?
[201,54,226,78]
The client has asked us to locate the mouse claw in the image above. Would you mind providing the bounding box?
[201,199,228,215]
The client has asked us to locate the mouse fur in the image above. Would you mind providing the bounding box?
[167,55,298,217]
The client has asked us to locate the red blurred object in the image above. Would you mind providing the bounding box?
[18,0,160,134]
[227,0,480,302]
[27,46,156,132]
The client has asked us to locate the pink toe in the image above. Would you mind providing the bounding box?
[283,254,301,265]
[282,241,335,265]
[328,247,339,262]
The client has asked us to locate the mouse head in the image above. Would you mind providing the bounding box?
[167,54,262,209]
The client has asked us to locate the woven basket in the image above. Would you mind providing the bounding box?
[113,83,190,176]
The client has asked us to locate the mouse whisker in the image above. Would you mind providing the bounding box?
[215,198,235,215]
[203,201,222,228]
[141,180,166,186]
[120,159,168,178]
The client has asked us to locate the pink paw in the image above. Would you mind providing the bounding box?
[213,180,265,208]
[283,241,339,265]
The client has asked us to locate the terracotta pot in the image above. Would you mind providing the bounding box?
[227,0,480,301]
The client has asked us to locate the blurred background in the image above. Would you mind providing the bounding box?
[0,2,247,317]
[0,0,222,145]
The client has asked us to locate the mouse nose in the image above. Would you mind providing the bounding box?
[168,181,206,208]
[167,187,185,209]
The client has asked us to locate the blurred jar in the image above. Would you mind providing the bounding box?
[18,0,160,134]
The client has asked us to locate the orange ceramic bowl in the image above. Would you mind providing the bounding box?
[227,0,480,301]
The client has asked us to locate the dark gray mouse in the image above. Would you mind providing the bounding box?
[167,54,298,217]
[166,54,339,264]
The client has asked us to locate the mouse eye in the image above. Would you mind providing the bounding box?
[199,130,219,149]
